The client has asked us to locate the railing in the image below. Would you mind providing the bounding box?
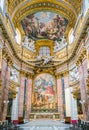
[31,108,58,113]
[69,120,89,130]
[0,120,20,130]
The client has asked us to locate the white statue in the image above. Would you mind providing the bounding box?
[54,40,61,52]
[10,68,19,82]
[54,36,67,52]
[22,36,36,52]
[43,55,52,65]
[36,55,42,60]
[70,67,79,82]
[22,36,29,47]
[28,39,36,52]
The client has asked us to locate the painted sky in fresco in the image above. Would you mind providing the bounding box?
[21,11,68,41]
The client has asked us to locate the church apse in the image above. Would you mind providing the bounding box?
[32,73,57,112]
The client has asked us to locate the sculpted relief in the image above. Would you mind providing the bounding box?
[69,67,79,82]
[10,68,19,83]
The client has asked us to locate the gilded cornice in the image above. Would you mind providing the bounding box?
[12,1,77,41]
[2,48,13,66]
[56,70,69,79]
[33,67,56,77]
[68,10,89,63]
[35,40,54,56]
[20,70,33,78]
[11,0,77,23]
[8,0,81,18]
[10,80,19,88]
[71,84,80,99]
[76,48,86,66]
[69,80,79,87]
[0,1,88,75]
[9,80,19,98]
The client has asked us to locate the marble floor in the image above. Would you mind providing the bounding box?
[19,119,70,130]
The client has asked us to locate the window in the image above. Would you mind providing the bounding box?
[0,0,4,11]
[83,0,89,15]
[69,28,74,44]
[39,46,50,57]
[0,0,6,15]
[15,28,21,44]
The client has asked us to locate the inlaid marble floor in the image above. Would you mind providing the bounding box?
[19,119,70,130]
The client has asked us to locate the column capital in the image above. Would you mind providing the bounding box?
[76,49,87,66]
[2,48,13,66]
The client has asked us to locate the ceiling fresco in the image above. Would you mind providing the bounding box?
[21,11,68,42]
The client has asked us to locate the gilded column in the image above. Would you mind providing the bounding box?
[77,58,88,121]
[1,59,11,120]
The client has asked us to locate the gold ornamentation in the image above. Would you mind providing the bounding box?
[35,40,54,56]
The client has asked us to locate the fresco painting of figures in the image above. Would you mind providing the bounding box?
[21,11,68,41]
[33,73,56,109]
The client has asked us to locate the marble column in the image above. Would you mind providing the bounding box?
[64,74,69,117]
[57,75,64,119]
[25,77,32,119]
[11,87,19,124]
[0,44,3,120]
[64,75,78,122]
[78,59,88,121]
[18,73,25,118]
[70,87,78,123]
[1,59,10,120]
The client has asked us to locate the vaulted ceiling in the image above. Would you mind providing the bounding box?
[5,0,83,72]
[7,0,82,37]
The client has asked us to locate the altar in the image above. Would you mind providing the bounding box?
[29,113,60,120]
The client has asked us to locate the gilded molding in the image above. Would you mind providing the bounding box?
[72,86,80,99]
[76,49,87,67]
[9,80,19,98]
[2,48,13,66]
[35,40,54,56]
[0,0,88,76]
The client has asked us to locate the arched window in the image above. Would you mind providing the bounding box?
[15,28,21,45]
[68,28,74,44]
[39,46,50,57]
[83,0,89,15]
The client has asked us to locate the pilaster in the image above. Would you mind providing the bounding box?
[57,74,64,119]
[18,72,26,118]
[25,75,32,119]
[77,58,88,121]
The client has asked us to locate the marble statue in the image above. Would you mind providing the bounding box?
[70,67,79,82]
[10,68,19,82]
[22,36,36,52]
[54,36,67,52]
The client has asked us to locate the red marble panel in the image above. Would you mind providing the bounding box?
[1,60,10,120]
[26,78,32,119]
[57,78,64,119]
[78,59,88,121]
[18,76,25,117]
[64,75,69,89]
